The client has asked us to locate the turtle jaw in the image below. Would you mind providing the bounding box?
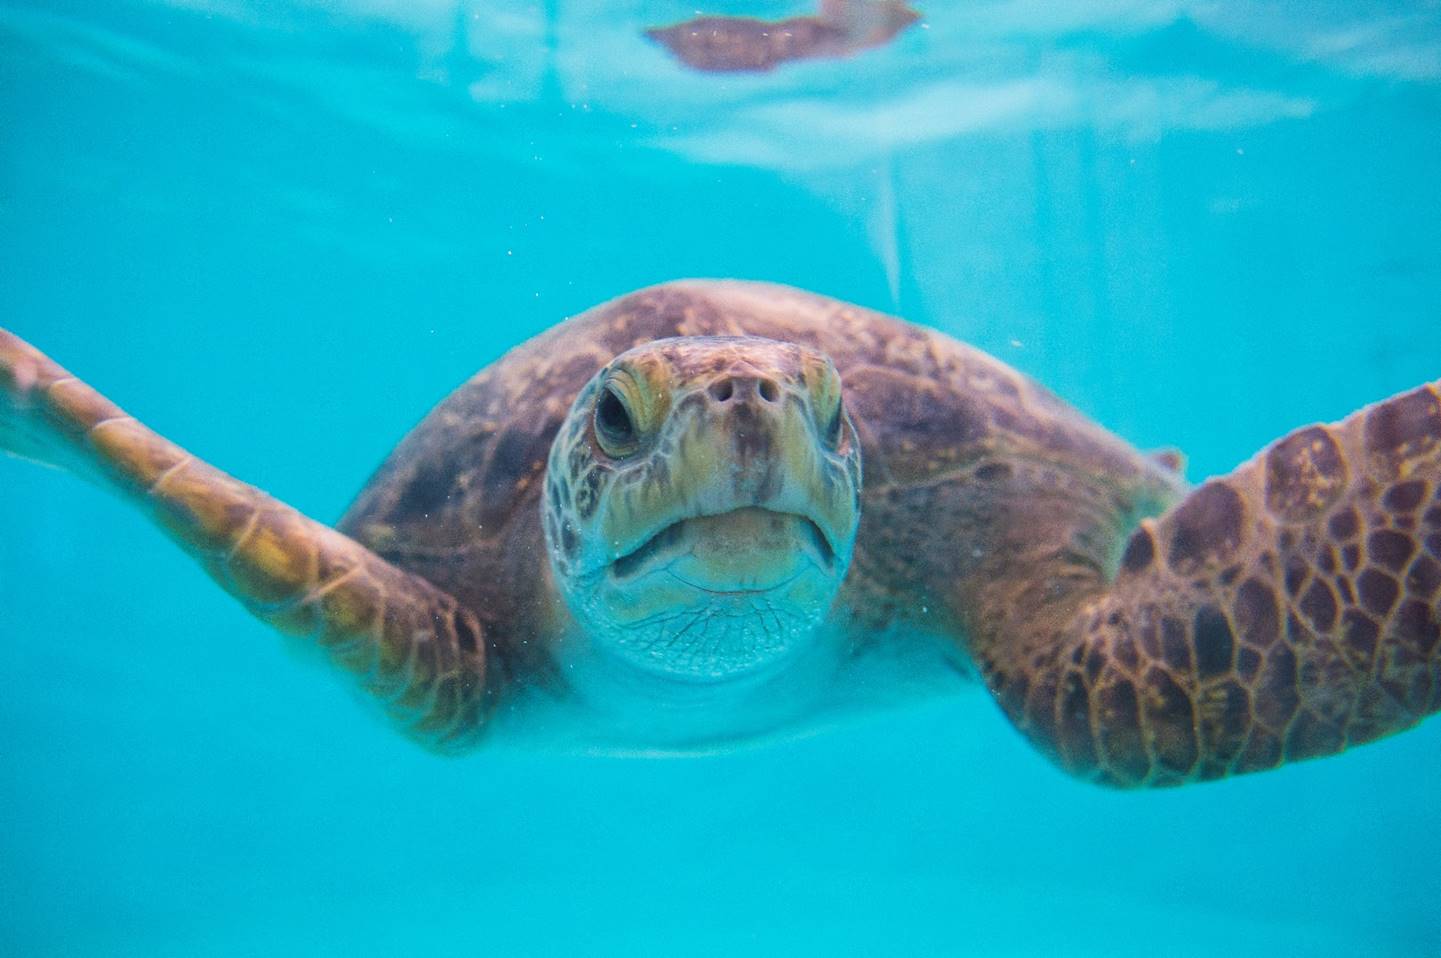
[609,506,839,587]
[575,505,847,683]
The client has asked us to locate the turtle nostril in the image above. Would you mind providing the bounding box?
[709,378,734,402]
[757,379,780,403]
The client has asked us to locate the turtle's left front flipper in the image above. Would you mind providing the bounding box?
[976,381,1441,786]
[0,329,489,749]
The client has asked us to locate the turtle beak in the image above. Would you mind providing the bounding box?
[609,506,839,587]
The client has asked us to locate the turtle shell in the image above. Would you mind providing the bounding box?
[338,280,1183,685]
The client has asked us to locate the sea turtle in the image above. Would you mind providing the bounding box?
[2,281,1438,787]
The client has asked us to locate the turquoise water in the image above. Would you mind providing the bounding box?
[2,1,1440,954]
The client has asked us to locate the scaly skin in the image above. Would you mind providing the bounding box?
[0,329,488,750]
[967,383,1441,786]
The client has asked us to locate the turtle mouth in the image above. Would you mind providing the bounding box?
[610,507,837,584]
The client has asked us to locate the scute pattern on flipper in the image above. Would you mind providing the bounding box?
[1265,425,1349,522]
[0,328,491,750]
[978,383,1441,787]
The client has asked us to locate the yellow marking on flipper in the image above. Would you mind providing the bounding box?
[148,454,195,495]
[306,562,364,602]
[89,417,181,489]
[151,466,250,554]
[228,508,321,608]
[224,501,262,561]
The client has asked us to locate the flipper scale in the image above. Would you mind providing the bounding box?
[0,329,490,749]
[976,382,1441,786]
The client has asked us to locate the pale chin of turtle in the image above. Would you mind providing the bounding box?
[578,506,847,683]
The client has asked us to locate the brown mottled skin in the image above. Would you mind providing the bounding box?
[3,280,1439,786]
[645,0,921,73]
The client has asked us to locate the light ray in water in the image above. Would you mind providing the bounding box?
[869,153,903,310]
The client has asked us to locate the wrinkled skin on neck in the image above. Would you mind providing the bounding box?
[542,337,862,683]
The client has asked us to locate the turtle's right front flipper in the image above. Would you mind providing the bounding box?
[0,329,489,750]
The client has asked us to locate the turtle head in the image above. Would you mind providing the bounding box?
[542,336,861,683]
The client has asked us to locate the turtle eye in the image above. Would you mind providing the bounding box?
[594,383,640,458]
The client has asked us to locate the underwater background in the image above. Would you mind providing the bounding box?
[2,1,1439,954]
